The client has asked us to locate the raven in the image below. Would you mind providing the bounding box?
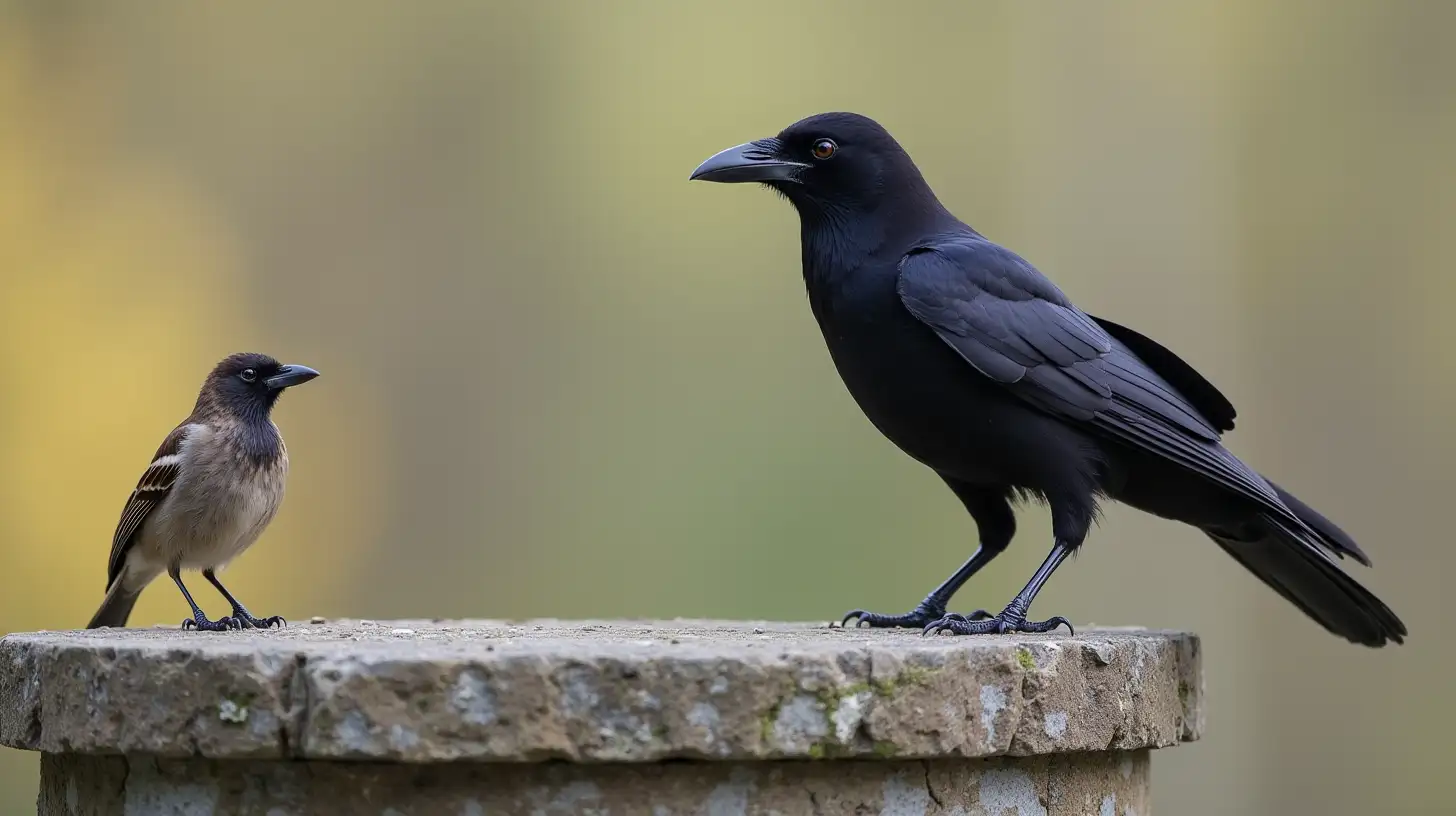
[691,112,1404,647]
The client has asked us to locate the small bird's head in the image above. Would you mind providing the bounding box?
[690,112,936,219]
[200,352,320,419]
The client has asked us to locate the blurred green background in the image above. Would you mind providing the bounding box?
[1,1,1452,813]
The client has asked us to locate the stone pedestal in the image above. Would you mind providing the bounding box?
[1,620,1202,814]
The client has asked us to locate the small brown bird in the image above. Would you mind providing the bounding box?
[87,352,319,631]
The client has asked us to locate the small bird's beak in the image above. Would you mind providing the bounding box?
[690,139,809,184]
[265,364,320,390]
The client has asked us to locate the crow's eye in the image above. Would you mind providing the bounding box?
[811,138,837,160]
[239,369,257,383]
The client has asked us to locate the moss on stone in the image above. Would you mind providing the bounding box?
[865,664,938,698]
[758,701,782,745]
[1016,647,1035,672]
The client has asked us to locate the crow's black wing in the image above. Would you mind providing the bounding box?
[1088,315,1236,432]
[895,234,1307,534]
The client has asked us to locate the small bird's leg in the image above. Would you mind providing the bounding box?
[171,567,238,631]
[924,539,1076,636]
[204,569,285,629]
[843,547,997,628]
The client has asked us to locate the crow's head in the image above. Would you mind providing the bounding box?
[691,112,934,219]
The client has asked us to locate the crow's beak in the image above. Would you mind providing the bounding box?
[265,364,320,390]
[690,139,808,184]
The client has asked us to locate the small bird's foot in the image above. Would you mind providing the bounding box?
[922,608,1072,636]
[843,601,992,629]
[180,614,240,632]
[229,607,286,629]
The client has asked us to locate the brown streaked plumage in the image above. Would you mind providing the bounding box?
[105,426,185,588]
[87,352,319,631]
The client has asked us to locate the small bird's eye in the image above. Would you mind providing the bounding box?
[239,369,257,383]
[811,138,838,160]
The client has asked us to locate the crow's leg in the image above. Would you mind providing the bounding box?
[844,481,1013,628]
[923,488,1090,636]
[923,538,1075,635]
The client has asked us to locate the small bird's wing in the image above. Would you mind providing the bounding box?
[1087,314,1237,432]
[895,235,1309,534]
[106,424,190,587]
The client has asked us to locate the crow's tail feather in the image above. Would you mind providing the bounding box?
[1204,511,1405,647]
[1266,479,1371,566]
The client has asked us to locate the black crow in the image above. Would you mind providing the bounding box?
[691,112,1404,646]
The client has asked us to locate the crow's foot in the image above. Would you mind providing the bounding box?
[922,609,1072,636]
[843,601,992,629]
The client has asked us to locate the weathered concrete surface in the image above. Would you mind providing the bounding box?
[0,619,1201,764]
[40,749,1153,816]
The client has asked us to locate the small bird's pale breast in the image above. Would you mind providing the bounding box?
[132,423,289,574]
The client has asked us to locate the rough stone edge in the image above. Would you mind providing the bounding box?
[0,625,1202,764]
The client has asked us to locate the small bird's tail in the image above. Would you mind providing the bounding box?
[87,580,141,629]
[1203,492,1406,647]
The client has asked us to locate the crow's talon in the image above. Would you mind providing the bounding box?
[842,603,994,630]
[843,602,943,629]
[933,610,994,625]
[842,608,939,629]
[922,611,1073,637]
